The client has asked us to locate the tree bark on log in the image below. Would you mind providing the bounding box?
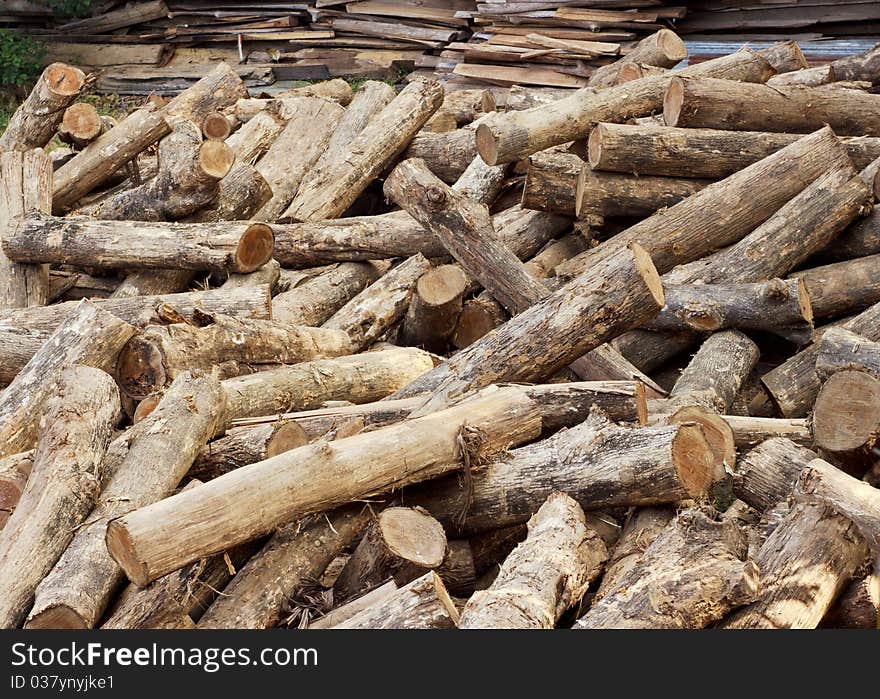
[0,451,32,530]
[0,148,52,310]
[0,300,135,459]
[587,122,880,179]
[576,165,708,219]
[793,255,880,321]
[308,581,398,629]
[219,260,279,292]
[831,42,880,84]
[276,78,353,105]
[757,41,809,73]
[720,502,868,629]
[4,213,274,275]
[475,47,775,165]
[25,372,226,629]
[0,63,85,151]
[111,269,195,299]
[815,328,880,383]
[645,279,813,344]
[812,370,880,470]
[401,116,488,184]
[732,437,817,512]
[400,264,468,353]
[281,79,444,222]
[189,422,309,481]
[53,63,247,212]
[185,162,271,223]
[575,508,757,629]
[458,493,607,629]
[767,65,835,88]
[330,571,458,629]
[106,386,542,586]
[197,505,371,629]
[403,409,720,537]
[227,98,301,164]
[724,416,812,450]
[222,347,435,425]
[115,315,352,399]
[588,28,687,88]
[821,567,880,629]
[0,367,120,629]
[617,63,669,83]
[430,88,495,127]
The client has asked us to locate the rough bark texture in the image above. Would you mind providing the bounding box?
[577,165,708,219]
[25,372,226,629]
[815,327,880,381]
[822,567,880,629]
[111,269,195,299]
[831,42,880,84]
[0,367,119,629]
[458,493,608,629]
[0,451,33,530]
[189,422,309,481]
[588,29,687,88]
[732,438,817,512]
[793,255,880,320]
[575,508,758,629]
[185,162,272,223]
[0,299,135,458]
[400,264,468,353]
[723,416,812,450]
[812,370,880,463]
[308,581,398,629]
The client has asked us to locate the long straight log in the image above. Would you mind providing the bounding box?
[576,165,708,219]
[733,438,817,512]
[793,255,880,321]
[588,29,687,88]
[0,367,120,629]
[831,42,880,84]
[106,386,543,586]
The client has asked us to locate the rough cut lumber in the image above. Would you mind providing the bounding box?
[0,149,52,310]
[400,264,468,353]
[334,507,448,602]
[281,79,444,222]
[189,422,309,481]
[793,255,880,321]
[575,508,758,629]
[198,505,371,629]
[0,367,119,629]
[324,254,433,351]
[0,451,32,530]
[330,572,458,629]
[475,47,776,165]
[588,29,687,88]
[556,127,861,280]
[53,63,248,212]
[761,301,880,418]
[222,347,436,425]
[0,300,135,459]
[4,213,275,276]
[720,502,868,629]
[733,438,817,512]
[107,386,542,586]
[25,373,226,629]
[390,244,664,412]
[115,316,352,399]
[459,493,607,629]
[587,123,880,179]
[645,279,813,344]
[0,63,85,151]
[404,409,720,537]
[664,77,880,137]
[812,370,880,465]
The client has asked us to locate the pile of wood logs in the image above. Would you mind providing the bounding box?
[1,31,880,631]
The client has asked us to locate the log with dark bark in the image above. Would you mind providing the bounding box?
[0,367,120,629]
[106,386,542,586]
[815,328,880,381]
[115,315,352,399]
[185,163,272,223]
[0,63,85,151]
[25,372,226,629]
[399,264,468,353]
[0,149,52,310]
[458,493,607,629]
[575,508,758,629]
[588,29,687,88]
[189,422,309,481]
[732,438,817,512]
[576,166,708,219]
[831,42,880,85]
[0,300,135,459]
[822,567,880,629]
[793,255,880,321]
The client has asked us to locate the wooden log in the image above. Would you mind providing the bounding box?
[822,569,880,629]
[575,508,758,629]
[402,117,488,184]
[767,65,835,88]
[222,347,435,425]
[720,502,868,629]
[333,507,448,602]
[458,493,607,629]
[0,451,32,530]
[645,279,813,344]
[815,328,880,381]
[252,97,345,222]
[831,42,880,84]
[0,149,52,310]
[724,416,812,450]
[324,254,433,351]
[272,262,384,327]
[617,63,669,84]
[757,40,809,74]
[664,77,880,136]
[556,127,861,281]
[282,79,444,222]
[587,122,880,179]
[308,581,398,629]
[0,63,85,151]
[219,260,279,292]
[812,370,880,468]
[330,572,458,629]
[576,166,708,218]
[57,103,104,149]
[4,213,274,276]
[226,99,300,164]
[475,47,775,165]
[400,264,468,353]
[110,270,195,299]
[107,386,542,586]
[53,63,247,211]
[189,422,309,481]
[432,88,496,127]
[201,111,231,141]
[0,300,135,459]
[659,405,736,480]
[197,505,371,629]
[276,78,353,105]
[761,301,880,418]
[185,163,272,223]
[588,29,687,88]
[0,367,120,629]
[25,372,226,629]
[793,255,880,321]
[403,409,720,537]
[389,244,664,412]
[116,316,351,399]
[732,438,817,512]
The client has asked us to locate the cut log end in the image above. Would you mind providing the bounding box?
[429,571,460,625]
[105,520,151,588]
[199,140,235,180]
[379,507,447,568]
[814,370,880,453]
[45,62,86,97]
[480,91,497,114]
[417,265,468,308]
[25,605,87,630]
[629,243,665,308]
[586,126,605,169]
[116,337,166,400]
[475,123,499,167]
[61,103,102,142]
[132,394,161,423]
[616,63,644,84]
[663,77,684,127]
[672,423,721,497]
[266,422,310,457]
[669,406,736,476]
[658,28,688,62]
[202,112,232,141]
[235,223,275,273]
[795,277,814,326]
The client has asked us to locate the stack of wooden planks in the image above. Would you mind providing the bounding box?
[1,35,880,630]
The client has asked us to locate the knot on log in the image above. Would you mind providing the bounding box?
[425,185,447,209]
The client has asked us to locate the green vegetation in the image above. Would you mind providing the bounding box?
[45,0,95,18]
[0,30,45,92]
